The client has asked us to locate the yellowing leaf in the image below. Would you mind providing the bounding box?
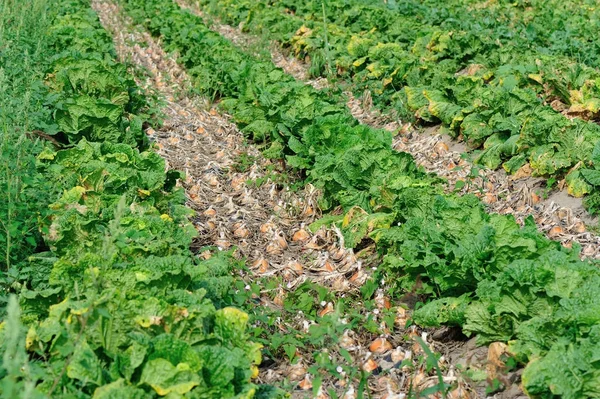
[528,74,543,84]
[347,35,374,58]
[160,214,173,222]
[569,98,600,114]
[135,271,149,282]
[38,147,56,160]
[569,89,584,104]
[248,342,263,365]
[214,307,250,347]
[25,327,36,350]
[70,306,89,316]
[140,359,200,396]
[352,56,368,67]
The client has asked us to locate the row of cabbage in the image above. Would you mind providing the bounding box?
[0,0,262,397]
[270,0,600,69]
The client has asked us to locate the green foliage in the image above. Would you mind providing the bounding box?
[521,329,600,399]
[192,0,600,213]
[0,296,46,399]
[0,0,55,292]
[375,200,563,296]
[43,10,150,148]
[580,142,600,214]
[0,130,52,280]
[121,0,600,396]
[0,0,261,397]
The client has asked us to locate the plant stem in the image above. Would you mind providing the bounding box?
[321,1,332,75]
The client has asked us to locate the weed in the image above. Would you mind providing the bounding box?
[232,152,259,173]
[0,0,55,297]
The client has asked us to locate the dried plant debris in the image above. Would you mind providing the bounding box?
[93,1,359,288]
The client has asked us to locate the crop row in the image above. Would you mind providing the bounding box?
[117,0,600,397]
[192,0,600,213]
[270,0,600,69]
[0,0,262,397]
[220,0,600,99]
